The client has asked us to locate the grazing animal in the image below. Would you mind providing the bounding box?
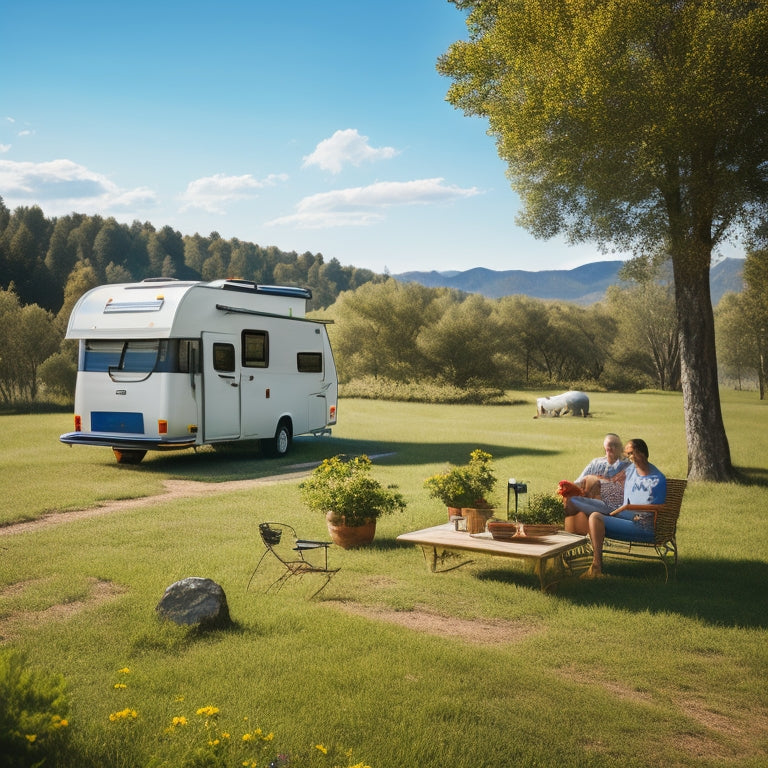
[535,391,590,418]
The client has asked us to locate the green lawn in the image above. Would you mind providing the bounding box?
[1,390,767,767]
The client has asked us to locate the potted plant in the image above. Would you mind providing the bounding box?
[513,492,564,536]
[299,454,406,548]
[424,449,497,532]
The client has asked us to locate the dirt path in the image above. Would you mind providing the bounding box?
[0,466,314,537]
[0,453,397,537]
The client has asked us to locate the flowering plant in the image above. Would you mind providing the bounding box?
[300,455,406,527]
[424,449,497,509]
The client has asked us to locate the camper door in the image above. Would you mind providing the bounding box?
[202,332,241,440]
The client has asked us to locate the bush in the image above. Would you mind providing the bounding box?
[38,351,77,400]
[0,650,70,768]
[299,454,406,526]
[339,376,517,405]
[517,493,564,525]
[424,449,498,508]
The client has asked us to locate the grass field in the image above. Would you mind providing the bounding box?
[1,390,767,767]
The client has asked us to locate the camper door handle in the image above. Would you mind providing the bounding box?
[218,374,236,380]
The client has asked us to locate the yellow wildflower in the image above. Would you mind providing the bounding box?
[51,715,69,729]
[171,716,188,727]
[25,734,37,743]
[114,683,127,689]
[109,708,138,722]
[118,667,131,675]
[315,744,328,754]
[242,733,253,742]
[196,706,220,717]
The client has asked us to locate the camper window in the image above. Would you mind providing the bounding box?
[297,352,323,373]
[242,330,268,368]
[177,339,200,373]
[213,343,236,372]
[83,339,161,373]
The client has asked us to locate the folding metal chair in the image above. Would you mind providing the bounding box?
[247,522,339,598]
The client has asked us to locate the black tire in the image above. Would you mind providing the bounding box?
[262,419,292,457]
[112,448,147,464]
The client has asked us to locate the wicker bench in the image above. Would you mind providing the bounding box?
[602,477,687,580]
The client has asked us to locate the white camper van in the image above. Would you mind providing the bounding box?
[60,278,338,463]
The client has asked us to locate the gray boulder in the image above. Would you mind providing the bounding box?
[156,577,231,629]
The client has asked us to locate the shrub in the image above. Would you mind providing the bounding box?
[517,493,564,525]
[339,376,516,405]
[299,454,406,526]
[0,649,70,768]
[424,449,498,509]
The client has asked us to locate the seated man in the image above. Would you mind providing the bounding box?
[562,433,629,502]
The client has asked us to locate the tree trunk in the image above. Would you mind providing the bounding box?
[672,251,735,481]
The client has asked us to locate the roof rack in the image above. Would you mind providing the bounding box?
[211,279,312,300]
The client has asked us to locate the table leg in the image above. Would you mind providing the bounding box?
[420,546,473,573]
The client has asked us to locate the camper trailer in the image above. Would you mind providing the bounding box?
[60,278,338,463]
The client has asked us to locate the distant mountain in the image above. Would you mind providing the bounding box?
[394,258,744,305]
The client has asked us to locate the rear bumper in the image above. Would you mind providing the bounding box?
[59,432,197,451]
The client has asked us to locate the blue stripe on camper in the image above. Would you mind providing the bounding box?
[91,412,145,433]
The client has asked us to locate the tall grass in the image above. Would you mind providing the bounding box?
[1,390,767,767]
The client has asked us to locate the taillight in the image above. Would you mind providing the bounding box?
[329,405,336,421]
[74,415,82,432]
[158,419,168,434]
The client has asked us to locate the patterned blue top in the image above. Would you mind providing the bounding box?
[576,457,630,482]
[623,463,666,506]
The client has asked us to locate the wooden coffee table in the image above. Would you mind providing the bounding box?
[397,523,590,590]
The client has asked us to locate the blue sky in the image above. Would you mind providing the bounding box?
[2,0,648,274]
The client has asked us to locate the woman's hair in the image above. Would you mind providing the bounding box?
[628,438,649,459]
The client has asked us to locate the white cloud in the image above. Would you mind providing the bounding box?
[179,172,289,213]
[0,158,158,214]
[268,178,481,228]
[0,144,10,153]
[302,129,399,174]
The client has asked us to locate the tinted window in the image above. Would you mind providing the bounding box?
[213,343,236,372]
[83,339,161,373]
[297,352,322,373]
[243,331,268,368]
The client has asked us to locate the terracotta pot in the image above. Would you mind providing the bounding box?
[326,512,377,548]
[461,507,495,534]
[447,506,462,520]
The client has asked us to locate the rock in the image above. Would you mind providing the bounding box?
[155,577,231,628]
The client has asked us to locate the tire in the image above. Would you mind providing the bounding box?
[112,448,147,464]
[262,419,292,457]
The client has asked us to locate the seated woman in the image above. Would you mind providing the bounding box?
[564,438,666,578]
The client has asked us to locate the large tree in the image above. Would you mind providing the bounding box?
[439,0,768,480]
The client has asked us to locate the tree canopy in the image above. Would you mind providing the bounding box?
[439,0,768,480]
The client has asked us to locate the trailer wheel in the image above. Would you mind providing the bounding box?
[112,448,147,464]
[263,419,292,457]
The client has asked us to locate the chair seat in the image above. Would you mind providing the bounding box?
[602,478,686,581]
[295,539,330,551]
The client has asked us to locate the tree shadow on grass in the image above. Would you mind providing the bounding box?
[474,557,768,629]
[120,437,558,483]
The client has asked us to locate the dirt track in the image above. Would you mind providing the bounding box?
[0,468,312,537]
